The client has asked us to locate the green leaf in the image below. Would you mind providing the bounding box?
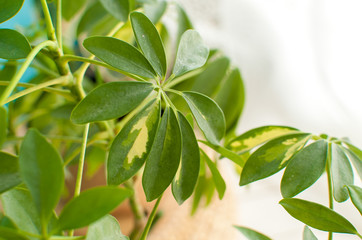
[345,185,362,215]
[107,100,160,185]
[62,0,86,20]
[214,68,245,131]
[1,188,41,238]
[343,143,362,181]
[172,112,200,205]
[131,12,167,78]
[279,198,357,234]
[0,106,7,147]
[227,125,299,153]
[57,186,132,231]
[86,215,129,240]
[19,129,64,222]
[281,140,328,198]
[183,91,225,145]
[143,1,167,24]
[175,4,193,44]
[303,226,318,240]
[77,2,108,36]
[0,227,29,240]
[0,29,31,60]
[199,140,246,167]
[71,81,154,124]
[234,225,272,240]
[191,57,230,96]
[0,214,17,229]
[172,30,209,77]
[201,150,226,199]
[100,0,129,22]
[0,0,24,23]
[331,143,354,202]
[83,36,157,79]
[240,133,311,186]
[142,107,182,201]
[0,152,21,193]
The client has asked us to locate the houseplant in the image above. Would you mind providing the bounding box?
[0,0,361,239]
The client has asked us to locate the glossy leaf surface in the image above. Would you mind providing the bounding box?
[100,0,129,22]
[107,100,160,185]
[346,185,362,215]
[172,112,200,205]
[172,30,209,77]
[62,0,86,20]
[0,106,7,147]
[176,4,193,43]
[227,125,299,153]
[142,108,182,201]
[280,198,357,234]
[83,36,156,79]
[183,91,225,145]
[234,226,272,240]
[0,0,24,23]
[131,12,167,78]
[19,129,64,221]
[57,187,132,230]
[240,133,310,186]
[0,29,31,60]
[303,226,318,240]
[71,81,154,124]
[201,150,226,199]
[0,152,21,193]
[331,143,354,202]
[281,140,328,198]
[86,215,129,240]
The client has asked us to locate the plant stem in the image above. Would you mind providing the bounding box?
[4,75,71,104]
[356,233,362,240]
[326,142,334,240]
[139,195,163,240]
[0,81,73,100]
[0,40,58,105]
[124,180,146,240]
[56,0,63,51]
[69,123,90,236]
[40,0,57,42]
[163,67,205,88]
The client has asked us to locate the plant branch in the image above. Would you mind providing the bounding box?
[163,67,205,89]
[139,194,163,240]
[3,75,71,104]
[0,40,58,105]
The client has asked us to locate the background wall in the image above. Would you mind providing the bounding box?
[179,0,362,239]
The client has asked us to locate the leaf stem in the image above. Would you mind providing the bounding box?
[40,0,57,42]
[3,75,71,104]
[124,180,146,240]
[0,40,58,105]
[69,123,90,236]
[163,67,205,89]
[326,142,334,240]
[0,81,74,100]
[56,0,63,51]
[139,194,163,240]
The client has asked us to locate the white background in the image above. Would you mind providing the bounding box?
[179,0,362,239]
